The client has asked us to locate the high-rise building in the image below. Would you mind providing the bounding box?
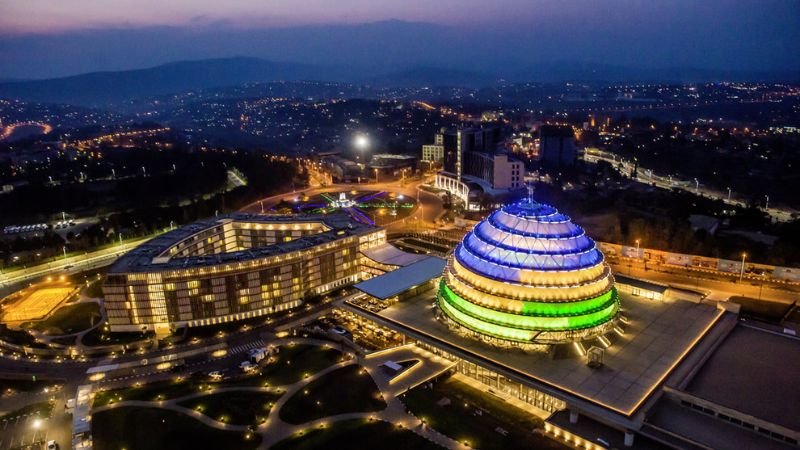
[425,126,523,208]
[439,127,502,177]
[539,125,576,166]
[421,144,444,163]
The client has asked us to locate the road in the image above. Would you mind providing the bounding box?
[583,149,797,222]
[240,176,445,229]
[610,258,799,303]
[0,237,153,293]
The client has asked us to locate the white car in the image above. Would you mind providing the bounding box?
[240,361,257,373]
[208,371,224,381]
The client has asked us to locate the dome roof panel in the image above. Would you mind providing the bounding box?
[438,199,620,345]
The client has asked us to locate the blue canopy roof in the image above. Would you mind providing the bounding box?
[355,256,446,300]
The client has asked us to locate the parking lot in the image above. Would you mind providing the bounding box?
[0,400,71,450]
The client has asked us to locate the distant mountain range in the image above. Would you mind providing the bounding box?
[0,56,797,107]
[0,58,319,106]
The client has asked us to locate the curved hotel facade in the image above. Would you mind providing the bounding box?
[437,198,620,346]
[103,213,384,334]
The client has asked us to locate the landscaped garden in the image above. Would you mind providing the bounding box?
[256,343,344,386]
[92,406,262,450]
[92,342,344,408]
[271,418,443,450]
[401,376,567,450]
[279,365,386,424]
[177,390,283,426]
[93,377,206,407]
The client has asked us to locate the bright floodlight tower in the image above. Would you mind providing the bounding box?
[437,195,621,348]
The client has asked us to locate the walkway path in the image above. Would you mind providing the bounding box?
[89,341,463,449]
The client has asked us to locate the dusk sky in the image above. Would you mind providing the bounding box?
[1,0,799,79]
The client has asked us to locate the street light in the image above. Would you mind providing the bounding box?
[726,187,732,202]
[764,195,769,210]
[693,178,699,195]
[354,134,369,152]
[740,252,747,281]
[374,168,379,183]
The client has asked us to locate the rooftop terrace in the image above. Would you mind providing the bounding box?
[346,292,725,423]
[109,212,377,273]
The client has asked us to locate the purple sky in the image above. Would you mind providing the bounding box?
[1,0,798,79]
[3,0,556,32]
[3,0,793,33]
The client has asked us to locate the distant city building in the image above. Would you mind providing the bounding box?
[368,153,417,180]
[539,125,576,166]
[480,110,504,122]
[463,152,524,190]
[103,213,384,334]
[440,127,502,177]
[424,127,524,209]
[421,144,444,163]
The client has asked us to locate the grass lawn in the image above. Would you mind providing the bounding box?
[49,335,78,345]
[92,406,261,450]
[23,302,100,335]
[0,378,63,396]
[84,278,105,298]
[257,343,343,386]
[272,419,444,450]
[177,390,282,426]
[0,326,45,347]
[82,326,149,347]
[93,377,206,407]
[401,376,567,450]
[0,401,54,421]
[279,365,386,424]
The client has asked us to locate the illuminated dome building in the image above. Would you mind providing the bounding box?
[437,198,620,347]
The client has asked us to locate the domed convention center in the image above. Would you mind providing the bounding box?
[437,197,620,348]
[343,194,748,449]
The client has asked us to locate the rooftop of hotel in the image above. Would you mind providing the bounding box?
[109,211,377,274]
[345,292,725,421]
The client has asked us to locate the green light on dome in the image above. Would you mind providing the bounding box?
[520,289,616,316]
[435,199,622,344]
[438,280,619,334]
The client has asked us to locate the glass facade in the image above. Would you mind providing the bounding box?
[416,341,566,413]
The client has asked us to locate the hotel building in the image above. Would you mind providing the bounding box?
[103,212,384,334]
